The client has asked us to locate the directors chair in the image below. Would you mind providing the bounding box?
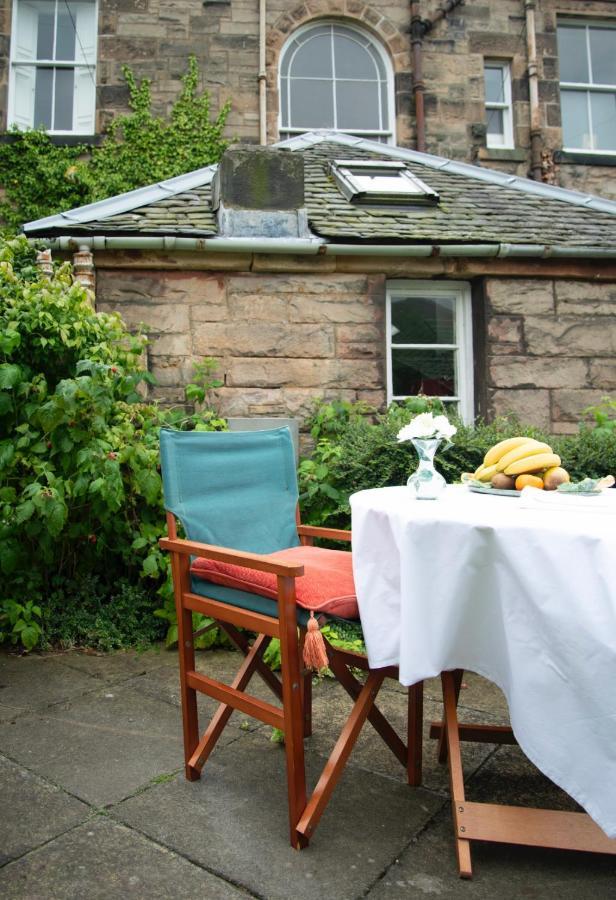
[159,426,423,848]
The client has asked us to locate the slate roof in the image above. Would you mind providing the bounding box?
[303,142,616,247]
[77,185,217,235]
[23,132,616,251]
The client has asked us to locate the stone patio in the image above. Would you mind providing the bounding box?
[1,647,614,899]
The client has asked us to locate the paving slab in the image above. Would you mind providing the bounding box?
[0,654,98,722]
[0,755,90,865]
[125,649,272,732]
[46,645,179,683]
[112,729,443,900]
[309,679,503,795]
[0,681,240,807]
[367,804,616,899]
[0,816,250,900]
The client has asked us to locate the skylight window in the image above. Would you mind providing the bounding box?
[330,159,439,206]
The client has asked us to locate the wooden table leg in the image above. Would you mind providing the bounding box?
[407,681,423,786]
[439,670,616,878]
[441,671,473,879]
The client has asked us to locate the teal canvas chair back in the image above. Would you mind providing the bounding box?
[159,427,300,554]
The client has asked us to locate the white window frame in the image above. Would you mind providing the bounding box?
[557,19,616,155]
[386,280,474,424]
[278,20,396,145]
[330,159,439,205]
[484,60,514,149]
[8,0,98,135]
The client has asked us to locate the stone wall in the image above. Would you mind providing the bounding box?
[96,265,616,435]
[1,0,615,198]
[486,277,616,433]
[96,268,388,420]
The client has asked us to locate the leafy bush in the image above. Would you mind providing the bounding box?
[298,398,616,530]
[0,57,230,231]
[41,575,165,651]
[0,235,226,651]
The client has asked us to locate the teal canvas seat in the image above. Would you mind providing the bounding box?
[159,426,423,848]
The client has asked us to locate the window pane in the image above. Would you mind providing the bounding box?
[557,27,589,83]
[561,89,590,148]
[334,34,378,79]
[56,9,77,61]
[289,78,334,128]
[280,77,288,127]
[380,81,389,129]
[54,67,74,130]
[292,34,332,78]
[392,349,456,397]
[589,28,616,86]
[336,80,379,129]
[391,295,455,344]
[484,66,505,104]
[36,8,54,59]
[486,107,504,140]
[591,91,616,150]
[33,66,53,128]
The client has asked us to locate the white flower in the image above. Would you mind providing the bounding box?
[397,411,457,442]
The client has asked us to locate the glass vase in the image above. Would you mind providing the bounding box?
[407,437,446,500]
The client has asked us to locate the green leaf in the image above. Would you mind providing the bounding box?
[20,623,42,651]
[142,554,159,577]
[46,499,67,536]
[0,441,15,469]
[165,624,179,648]
[15,500,35,524]
[0,363,22,390]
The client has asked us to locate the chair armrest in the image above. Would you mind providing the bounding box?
[296,525,352,543]
[159,537,305,577]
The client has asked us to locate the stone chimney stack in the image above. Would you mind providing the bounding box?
[213,145,309,238]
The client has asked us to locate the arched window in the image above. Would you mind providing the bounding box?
[279,22,395,143]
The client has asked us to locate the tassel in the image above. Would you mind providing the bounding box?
[303,612,329,672]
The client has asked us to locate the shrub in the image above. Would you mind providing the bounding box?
[0,235,226,651]
[298,398,616,530]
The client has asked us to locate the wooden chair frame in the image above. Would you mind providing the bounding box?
[160,513,424,849]
[431,670,616,878]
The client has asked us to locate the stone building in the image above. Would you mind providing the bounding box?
[24,135,616,434]
[1,0,615,199]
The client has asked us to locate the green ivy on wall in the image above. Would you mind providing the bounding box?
[0,57,231,232]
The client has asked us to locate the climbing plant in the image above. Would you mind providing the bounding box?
[0,57,231,231]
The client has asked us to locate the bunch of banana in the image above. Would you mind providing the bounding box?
[472,437,561,483]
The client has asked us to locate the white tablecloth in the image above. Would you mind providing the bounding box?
[350,484,616,837]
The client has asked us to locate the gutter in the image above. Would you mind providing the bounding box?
[46,235,616,259]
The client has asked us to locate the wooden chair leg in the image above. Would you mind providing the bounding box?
[296,670,386,843]
[278,577,308,849]
[172,551,200,782]
[328,649,407,767]
[302,669,313,739]
[407,681,424,786]
[442,671,473,879]
[298,627,313,739]
[188,634,272,773]
[438,668,464,764]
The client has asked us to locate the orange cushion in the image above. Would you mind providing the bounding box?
[191,545,358,619]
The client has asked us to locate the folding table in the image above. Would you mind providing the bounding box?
[350,484,616,877]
